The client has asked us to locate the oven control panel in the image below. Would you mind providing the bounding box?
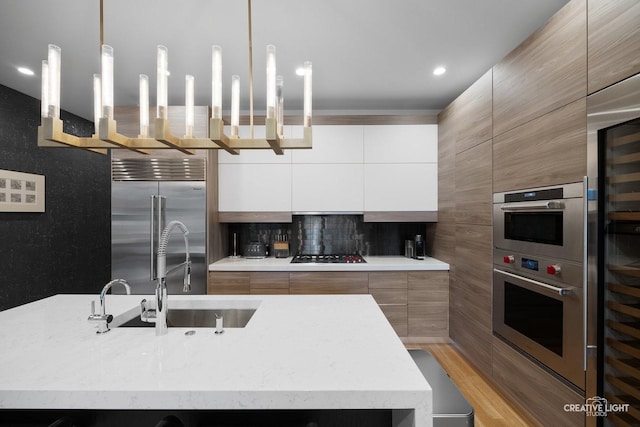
[494,248,583,287]
[521,257,539,271]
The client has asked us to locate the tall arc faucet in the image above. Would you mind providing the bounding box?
[154,220,191,336]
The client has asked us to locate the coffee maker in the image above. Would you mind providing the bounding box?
[405,235,425,259]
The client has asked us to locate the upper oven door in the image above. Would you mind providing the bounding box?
[493,184,584,263]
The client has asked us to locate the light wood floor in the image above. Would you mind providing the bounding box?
[408,343,534,427]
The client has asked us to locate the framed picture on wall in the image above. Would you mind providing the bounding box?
[0,169,45,212]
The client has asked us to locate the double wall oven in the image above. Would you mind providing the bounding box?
[493,181,586,390]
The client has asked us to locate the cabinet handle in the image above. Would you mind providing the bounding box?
[500,201,564,211]
[494,268,572,296]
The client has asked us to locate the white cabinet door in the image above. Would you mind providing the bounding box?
[363,125,438,214]
[219,163,292,212]
[292,125,363,163]
[218,126,292,164]
[292,164,364,212]
[364,164,438,212]
[363,125,437,163]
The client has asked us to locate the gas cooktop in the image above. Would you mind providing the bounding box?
[290,254,366,264]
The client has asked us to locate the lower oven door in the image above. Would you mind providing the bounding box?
[493,268,584,390]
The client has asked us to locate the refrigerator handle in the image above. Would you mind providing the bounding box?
[583,176,589,372]
[150,195,157,281]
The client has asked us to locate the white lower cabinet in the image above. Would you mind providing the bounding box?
[364,164,438,211]
[292,164,364,212]
[219,163,292,212]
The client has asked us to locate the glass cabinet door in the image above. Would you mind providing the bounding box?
[601,117,640,426]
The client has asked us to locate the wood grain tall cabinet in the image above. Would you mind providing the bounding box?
[437,70,494,378]
[434,0,640,425]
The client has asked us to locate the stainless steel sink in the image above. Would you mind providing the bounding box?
[118,308,256,328]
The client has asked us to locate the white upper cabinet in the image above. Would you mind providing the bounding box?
[290,125,364,212]
[218,126,292,164]
[218,123,438,218]
[218,125,292,212]
[363,125,437,163]
[362,125,438,213]
[292,164,364,212]
[292,125,364,163]
[364,163,438,211]
[219,163,292,212]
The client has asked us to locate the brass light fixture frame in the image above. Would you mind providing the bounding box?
[37,0,312,156]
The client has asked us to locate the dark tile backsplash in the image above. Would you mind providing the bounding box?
[228,215,432,257]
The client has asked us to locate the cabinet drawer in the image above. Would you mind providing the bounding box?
[289,272,368,294]
[370,289,408,305]
[250,272,289,294]
[208,272,250,294]
[368,272,407,289]
[249,272,290,289]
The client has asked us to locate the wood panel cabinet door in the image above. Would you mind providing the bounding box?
[493,0,586,137]
[588,0,640,94]
[208,272,250,294]
[492,337,585,427]
[378,304,408,338]
[433,105,456,264]
[450,224,493,376]
[369,272,408,337]
[453,69,493,154]
[493,98,587,193]
[407,271,449,338]
[455,140,492,226]
[289,272,369,294]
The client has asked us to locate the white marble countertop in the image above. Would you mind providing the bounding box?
[0,294,432,426]
[209,255,449,272]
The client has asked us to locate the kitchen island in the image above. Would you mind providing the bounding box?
[0,294,432,427]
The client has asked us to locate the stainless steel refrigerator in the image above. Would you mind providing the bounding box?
[587,72,640,426]
[111,158,207,295]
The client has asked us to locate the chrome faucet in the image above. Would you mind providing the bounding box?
[88,279,131,334]
[142,220,191,336]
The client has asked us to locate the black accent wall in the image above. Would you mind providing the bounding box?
[0,85,111,311]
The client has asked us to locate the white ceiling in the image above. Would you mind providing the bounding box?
[0,0,569,121]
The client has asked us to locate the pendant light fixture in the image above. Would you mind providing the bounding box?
[37,0,312,155]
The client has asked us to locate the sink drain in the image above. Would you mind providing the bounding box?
[184,330,196,336]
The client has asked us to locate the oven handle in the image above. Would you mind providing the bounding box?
[500,201,565,211]
[494,268,573,296]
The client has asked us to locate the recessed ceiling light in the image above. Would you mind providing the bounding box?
[433,66,446,76]
[295,67,305,77]
[17,67,35,76]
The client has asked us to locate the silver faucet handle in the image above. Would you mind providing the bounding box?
[214,312,224,335]
[140,299,157,323]
[88,300,112,333]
